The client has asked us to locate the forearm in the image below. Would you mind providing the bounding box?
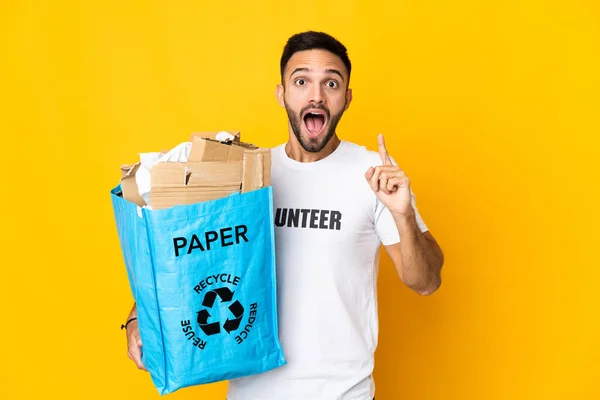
[393,211,443,295]
[128,303,137,319]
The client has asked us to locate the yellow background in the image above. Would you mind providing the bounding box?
[1,0,599,399]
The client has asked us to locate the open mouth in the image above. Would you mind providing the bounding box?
[302,110,328,137]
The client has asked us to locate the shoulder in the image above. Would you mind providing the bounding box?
[270,143,286,152]
[338,140,384,167]
[269,143,285,165]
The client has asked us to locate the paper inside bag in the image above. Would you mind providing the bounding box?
[119,131,270,210]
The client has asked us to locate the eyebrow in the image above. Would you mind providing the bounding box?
[290,67,345,82]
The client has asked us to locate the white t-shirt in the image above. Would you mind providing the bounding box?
[227,140,429,400]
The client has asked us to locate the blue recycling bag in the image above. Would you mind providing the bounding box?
[111,185,286,395]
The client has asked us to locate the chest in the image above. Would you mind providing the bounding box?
[270,168,377,246]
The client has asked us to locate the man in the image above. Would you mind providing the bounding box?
[125,31,444,399]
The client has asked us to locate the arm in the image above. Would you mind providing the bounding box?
[384,220,443,295]
[365,134,444,295]
[125,303,147,371]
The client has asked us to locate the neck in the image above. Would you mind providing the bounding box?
[285,134,341,163]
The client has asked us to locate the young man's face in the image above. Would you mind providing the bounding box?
[277,49,352,153]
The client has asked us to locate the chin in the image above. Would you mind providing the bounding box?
[299,129,334,153]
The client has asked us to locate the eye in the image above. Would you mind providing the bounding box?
[295,78,306,86]
[326,80,338,88]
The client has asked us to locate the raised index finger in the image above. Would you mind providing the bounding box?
[378,133,392,165]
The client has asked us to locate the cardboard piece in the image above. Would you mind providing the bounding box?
[189,131,240,143]
[241,148,271,193]
[188,137,247,163]
[120,163,146,207]
[150,161,243,209]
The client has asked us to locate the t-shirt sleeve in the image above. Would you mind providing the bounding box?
[374,189,429,245]
[372,154,428,245]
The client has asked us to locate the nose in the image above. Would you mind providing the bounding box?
[309,84,325,105]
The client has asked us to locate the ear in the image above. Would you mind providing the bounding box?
[344,88,353,111]
[276,84,285,108]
